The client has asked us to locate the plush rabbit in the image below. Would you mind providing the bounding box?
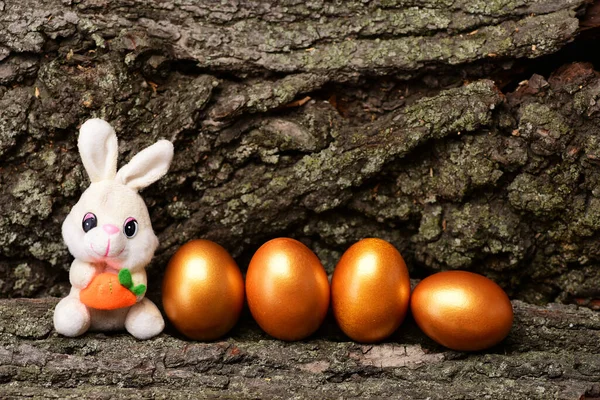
[53,118,173,340]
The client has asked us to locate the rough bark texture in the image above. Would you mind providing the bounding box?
[1,1,600,398]
[0,298,599,399]
[1,2,600,297]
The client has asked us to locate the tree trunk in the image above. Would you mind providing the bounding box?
[2,0,599,305]
[0,298,599,399]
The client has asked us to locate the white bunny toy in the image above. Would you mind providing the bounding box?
[53,118,173,340]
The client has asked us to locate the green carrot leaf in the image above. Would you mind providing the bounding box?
[131,284,146,296]
[118,268,133,289]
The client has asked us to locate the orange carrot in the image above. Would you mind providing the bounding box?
[80,272,137,310]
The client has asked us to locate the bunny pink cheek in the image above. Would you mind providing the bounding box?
[89,243,103,257]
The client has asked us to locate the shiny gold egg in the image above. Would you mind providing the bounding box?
[162,240,245,341]
[411,270,513,351]
[246,238,330,341]
[331,238,411,343]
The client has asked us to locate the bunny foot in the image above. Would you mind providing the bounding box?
[54,297,91,337]
[124,298,165,340]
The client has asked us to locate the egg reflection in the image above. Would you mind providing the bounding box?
[331,238,411,343]
[410,270,514,351]
[246,238,330,341]
[162,240,245,341]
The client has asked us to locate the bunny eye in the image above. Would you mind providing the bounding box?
[123,217,138,239]
[82,213,97,233]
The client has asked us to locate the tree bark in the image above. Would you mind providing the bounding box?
[0,298,598,399]
[1,2,600,304]
[2,1,600,398]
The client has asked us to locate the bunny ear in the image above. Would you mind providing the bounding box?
[115,140,174,191]
[78,119,118,183]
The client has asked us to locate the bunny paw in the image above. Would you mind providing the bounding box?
[54,297,90,337]
[125,298,164,340]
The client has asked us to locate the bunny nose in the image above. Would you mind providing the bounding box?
[103,224,120,235]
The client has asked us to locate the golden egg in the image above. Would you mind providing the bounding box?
[246,238,330,341]
[331,238,411,343]
[411,270,513,351]
[162,240,245,341]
